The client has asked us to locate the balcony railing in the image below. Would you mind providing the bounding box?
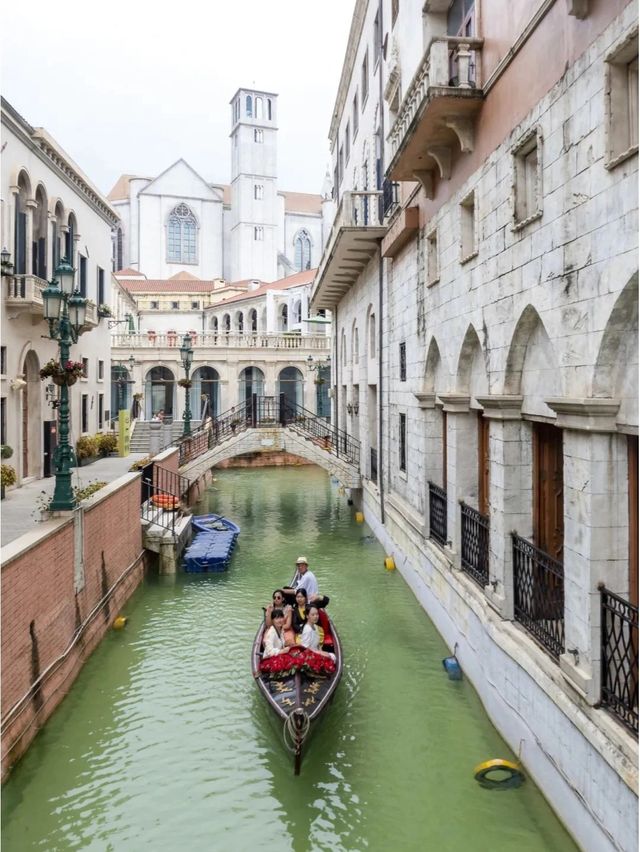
[599,584,638,734]
[428,482,447,546]
[460,502,489,588]
[386,35,484,181]
[369,447,378,484]
[112,332,331,351]
[5,274,47,314]
[312,190,386,311]
[512,534,564,659]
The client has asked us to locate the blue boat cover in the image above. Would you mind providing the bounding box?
[183,514,240,573]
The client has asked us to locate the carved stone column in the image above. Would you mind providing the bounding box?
[475,395,528,619]
[546,398,623,704]
[439,393,474,564]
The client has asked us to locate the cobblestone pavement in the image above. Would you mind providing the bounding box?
[1,453,149,547]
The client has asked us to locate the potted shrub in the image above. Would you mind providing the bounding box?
[1,463,17,498]
[96,432,118,457]
[97,304,113,318]
[147,329,157,343]
[1,445,13,460]
[75,435,98,465]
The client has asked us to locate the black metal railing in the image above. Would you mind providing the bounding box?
[153,465,190,498]
[512,534,565,659]
[428,482,447,546]
[460,502,489,587]
[381,178,399,219]
[140,480,181,536]
[369,447,378,484]
[599,584,638,733]
[280,397,360,466]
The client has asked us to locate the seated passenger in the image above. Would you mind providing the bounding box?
[262,609,296,658]
[291,588,309,636]
[300,606,335,662]
[265,589,292,629]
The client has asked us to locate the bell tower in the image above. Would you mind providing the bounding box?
[229,88,279,282]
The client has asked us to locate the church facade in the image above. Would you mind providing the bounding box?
[109,88,335,285]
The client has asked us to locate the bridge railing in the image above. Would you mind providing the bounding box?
[279,397,360,466]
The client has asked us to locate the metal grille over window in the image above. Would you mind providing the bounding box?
[399,413,406,471]
[428,482,447,545]
[399,342,406,381]
[600,585,639,733]
[460,502,489,587]
[512,533,564,659]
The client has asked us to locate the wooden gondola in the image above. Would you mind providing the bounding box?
[251,609,342,775]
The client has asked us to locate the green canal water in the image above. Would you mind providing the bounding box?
[2,467,578,852]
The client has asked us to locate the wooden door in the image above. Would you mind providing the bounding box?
[629,436,638,609]
[533,422,564,560]
[478,412,490,516]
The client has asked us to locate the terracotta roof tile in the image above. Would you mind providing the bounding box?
[279,191,323,215]
[120,280,248,294]
[115,267,145,277]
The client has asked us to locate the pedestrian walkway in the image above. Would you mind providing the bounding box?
[1,453,149,547]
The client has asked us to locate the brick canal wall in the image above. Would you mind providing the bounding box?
[1,473,145,781]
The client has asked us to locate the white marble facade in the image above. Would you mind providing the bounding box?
[110,88,331,285]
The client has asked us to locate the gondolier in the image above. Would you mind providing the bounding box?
[282,556,329,608]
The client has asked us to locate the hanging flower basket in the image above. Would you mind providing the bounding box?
[178,378,193,389]
[314,377,326,385]
[40,359,84,385]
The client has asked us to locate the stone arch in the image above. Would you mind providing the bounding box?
[365,304,376,358]
[222,313,231,333]
[33,184,48,279]
[144,365,176,420]
[20,349,42,479]
[239,366,265,403]
[209,315,219,332]
[593,273,638,427]
[248,308,258,332]
[351,319,360,364]
[423,336,443,393]
[278,303,288,332]
[278,366,304,408]
[504,305,560,416]
[234,310,244,333]
[192,366,220,418]
[455,324,488,399]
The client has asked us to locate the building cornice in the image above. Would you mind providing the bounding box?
[1,97,119,228]
[328,0,369,145]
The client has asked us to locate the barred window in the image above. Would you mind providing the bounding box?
[399,342,406,381]
[167,203,198,264]
[294,229,312,271]
[399,413,407,472]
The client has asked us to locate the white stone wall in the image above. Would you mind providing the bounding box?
[1,105,117,483]
[319,3,639,850]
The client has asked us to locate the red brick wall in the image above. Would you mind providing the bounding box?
[1,475,144,780]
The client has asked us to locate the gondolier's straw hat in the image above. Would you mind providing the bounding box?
[296,556,308,565]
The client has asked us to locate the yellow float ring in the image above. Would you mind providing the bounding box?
[384,556,396,571]
[474,759,525,789]
[355,511,364,523]
[113,616,128,630]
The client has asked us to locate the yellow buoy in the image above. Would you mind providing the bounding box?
[473,759,525,789]
[355,511,364,523]
[384,556,396,571]
[112,616,128,630]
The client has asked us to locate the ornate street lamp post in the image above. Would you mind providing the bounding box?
[179,333,194,437]
[42,258,88,511]
[113,354,136,412]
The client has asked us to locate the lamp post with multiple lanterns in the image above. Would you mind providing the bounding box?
[41,258,89,511]
[179,333,194,437]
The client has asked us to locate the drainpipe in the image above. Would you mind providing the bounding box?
[333,303,339,441]
[377,0,386,525]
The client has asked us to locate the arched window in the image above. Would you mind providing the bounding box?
[267,99,272,120]
[167,203,198,264]
[246,95,253,117]
[294,229,312,271]
[279,304,288,332]
[113,226,123,271]
[223,313,231,333]
[256,97,263,119]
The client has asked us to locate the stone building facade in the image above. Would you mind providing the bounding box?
[1,98,118,485]
[109,88,333,284]
[313,2,638,850]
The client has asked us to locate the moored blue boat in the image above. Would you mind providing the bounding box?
[183,513,240,573]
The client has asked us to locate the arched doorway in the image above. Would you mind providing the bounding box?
[145,366,175,420]
[315,365,331,419]
[192,366,220,419]
[278,366,303,409]
[239,367,264,404]
[22,350,41,479]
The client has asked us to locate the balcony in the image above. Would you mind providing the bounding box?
[599,584,638,734]
[82,302,99,330]
[428,481,447,546]
[311,191,386,311]
[111,332,331,352]
[386,36,484,194]
[460,502,489,588]
[4,274,48,317]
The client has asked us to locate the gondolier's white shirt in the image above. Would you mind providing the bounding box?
[263,626,287,657]
[293,569,319,599]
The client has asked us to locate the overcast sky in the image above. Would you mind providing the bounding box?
[2,0,354,198]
